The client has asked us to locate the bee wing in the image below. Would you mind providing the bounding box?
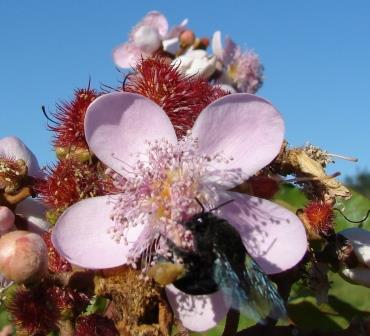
[213,251,286,322]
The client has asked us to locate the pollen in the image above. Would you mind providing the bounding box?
[107,135,245,263]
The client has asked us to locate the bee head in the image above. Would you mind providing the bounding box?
[184,212,212,234]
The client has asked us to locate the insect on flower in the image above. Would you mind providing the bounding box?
[52,91,307,331]
[164,199,286,321]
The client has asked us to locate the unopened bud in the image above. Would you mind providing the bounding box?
[0,231,48,283]
[0,206,15,235]
[179,29,195,48]
[133,25,161,54]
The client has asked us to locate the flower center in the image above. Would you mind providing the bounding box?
[107,135,245,261]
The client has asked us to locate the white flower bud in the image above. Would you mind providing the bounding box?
[338,228,370,287]
[172,50,216,79]
[133,25,161,54]
[0,231,48,283]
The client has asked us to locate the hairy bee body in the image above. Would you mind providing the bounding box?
[170,211,286,321]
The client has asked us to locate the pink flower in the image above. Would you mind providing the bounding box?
[212,31,264,93]
[113,11,187,68]
[52,92,307,331]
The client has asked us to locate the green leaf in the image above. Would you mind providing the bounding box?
[334,189,370,231]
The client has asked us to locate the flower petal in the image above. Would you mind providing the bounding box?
[84,92,177,176]
[192,94,284,179]
[166,18,188,39]
[212,31,224,61]
[339,228,370,267]
[0,136,42,178]
[218,191,307,274]
[223,37,238,65]
[15,198,50,234]
[134,11,169,37]
[340,267,370,287]
[52,196,145,269]
[113,42,142,68]
[165,285,230,332]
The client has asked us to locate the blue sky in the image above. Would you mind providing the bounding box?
[1,1,369,179]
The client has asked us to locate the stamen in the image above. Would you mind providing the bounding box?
[107,135,245,265]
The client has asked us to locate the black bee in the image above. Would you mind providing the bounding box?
[167,201,286,322]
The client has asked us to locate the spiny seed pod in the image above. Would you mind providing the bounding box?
[125,56,226,137]
[49,87,100,151]
[36,159,113,216]
[47,286,90,319]
[298,201,334,239]
[43,231,71,273]
[6,284,59,335]
[0,231,48,283]
[75,314,118,336]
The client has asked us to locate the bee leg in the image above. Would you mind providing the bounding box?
[164,238,192,259]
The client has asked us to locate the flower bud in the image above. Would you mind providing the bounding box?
[133,25,161,54]
[179,29,195,48]
[0,206,15,235]
[0,231,48,283]
[338,228,370,287]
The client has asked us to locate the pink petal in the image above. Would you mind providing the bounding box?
[218,191,307,274]
[15,198,50,234]
[340,267,370,287]
[223,37,238,65]
[166,18,188,39]
[192,94,284,180]
[0,136,42,178]
[165,285,230,332]
[84,92,177,176]
[134,11,169,37]
[52,196,145,269]
[112,42,142,68]
[339,228,370,267]
[212,31,224,61]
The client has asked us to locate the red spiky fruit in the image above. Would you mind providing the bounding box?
[47,286,90,318]
[125,56,227,137]
[7,285,59,335]
[304,201,334,237]
[49,87,100,149]
[43,231,71,273]
[36,159,113,211]
[75,314,118,336]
